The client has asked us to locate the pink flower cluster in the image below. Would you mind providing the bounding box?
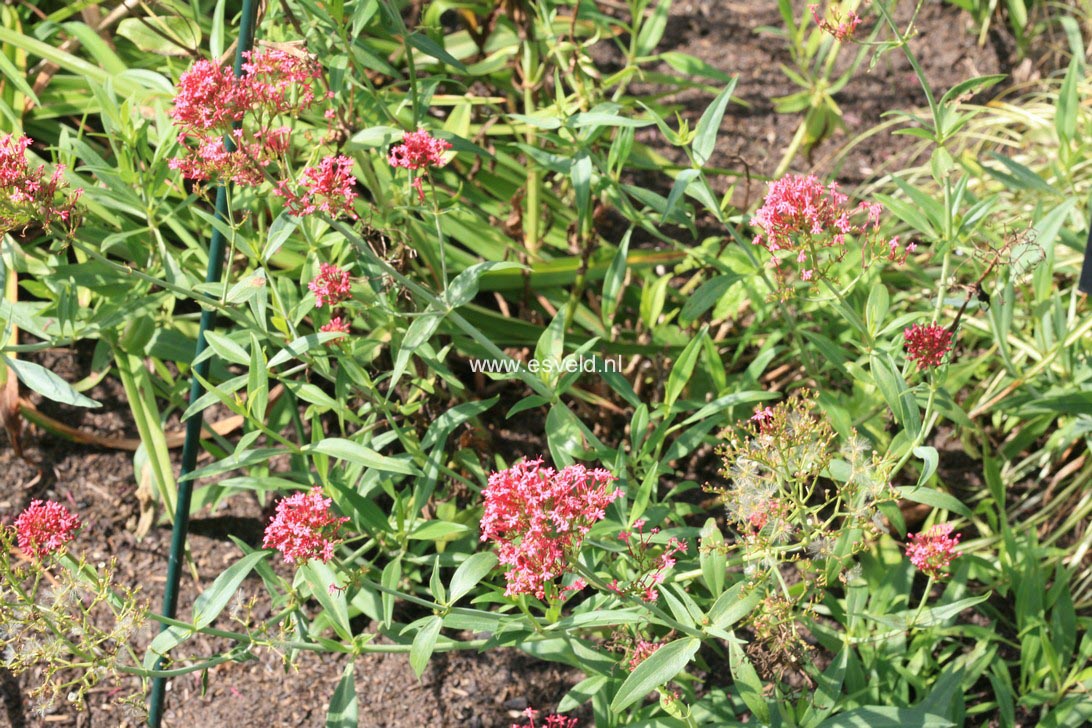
[480,458,620,599]
[751,174,904,291]
[262,486,348,564]
[169,127,291,186]
[388,130,451,202]
[14,499,80,558]
[906,523,962,579]
[307,263,353,341]
[275,154,358,219]
[612,519,687,602]
[169,49,320,185]
[904,322,952,369]
[308,262,352,308]
[0,134,82,233]
[809,3,863,41]
[627,639,662,671]
[511,708,578,728]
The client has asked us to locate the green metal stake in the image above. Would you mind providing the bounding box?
[147,1,259,724]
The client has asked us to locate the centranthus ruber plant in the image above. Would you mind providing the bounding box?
[11,0,1086,725]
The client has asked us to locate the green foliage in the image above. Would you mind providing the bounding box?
[0,0,1089,726]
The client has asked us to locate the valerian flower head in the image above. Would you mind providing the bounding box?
[262,487,348,564]
[320,316,351,338]
[809,3,863,41]
[169,48,321,186]
[276,155,358,219]
[904,322,953,369]
[750,174,907,296]
[14,500,80,558]
[480,458,619,599]
[906,523,962,579]
[511,708,579,728]
[0,134,82,234]
[307,262,352,308]
[388,129,452,202]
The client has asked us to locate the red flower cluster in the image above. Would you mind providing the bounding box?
[169,49,320,185]
[511,708,578,728]
[627,639,662,671]
[0,134,82,234]
[275,154,358,219]
[14,499,80,558]
[809,3,863,41]
[388,130,452,202]
[751,174,904,292]
[903,322,952,369]
[906,523,962,579]
[320,316,350,337]
[480,458,620,599]
[262,487,348,564]
[307,262,352,308]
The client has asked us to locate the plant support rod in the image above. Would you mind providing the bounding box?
[147,0,259,724]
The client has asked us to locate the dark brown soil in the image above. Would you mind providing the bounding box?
[1,2,1016,726]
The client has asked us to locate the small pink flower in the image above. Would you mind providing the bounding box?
[627,639,662,671]
[906,523,962,579]
[320,316,351,338]
[904,323,952,369]
[308,263,352,308]
[480,458,619,599]
[262,487,348,564]
[751,406,775,433]
[809,4,862,41]
[0,135,81,232]
[388,130,452,202]
[14,500,80,558]
[510,708,578,728]
[277,155,358,218]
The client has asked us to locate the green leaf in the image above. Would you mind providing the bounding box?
[4,357,101,408]
[699,519,726,595]
[447,262,524,309]
[200,330,249,366]
[664,327,707,410]
[803,647,847,726]
[729,637,769,721]
[448,552,498,604]
[308,438,420,475]
[302,560,353,641]
[913,446,939,488]
[663,168,700,222]
[409,616,442,678]
[571,151,593,229]
[408,520,469,541]
[707,583,760,630]
[558,675,609,712]
[116,16,199,56]
[692,78,738,166]
[895,485,971,519]
[389,310,443,392]
[818,707,954,728]
[636,0,672,55]
[609,637,700,713]
[679,273,741,325]
[1056,55,1080,144]
[601,229,632,326]
[192,551,268,629]
[406,33,468,72]
[325,661,358,728]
